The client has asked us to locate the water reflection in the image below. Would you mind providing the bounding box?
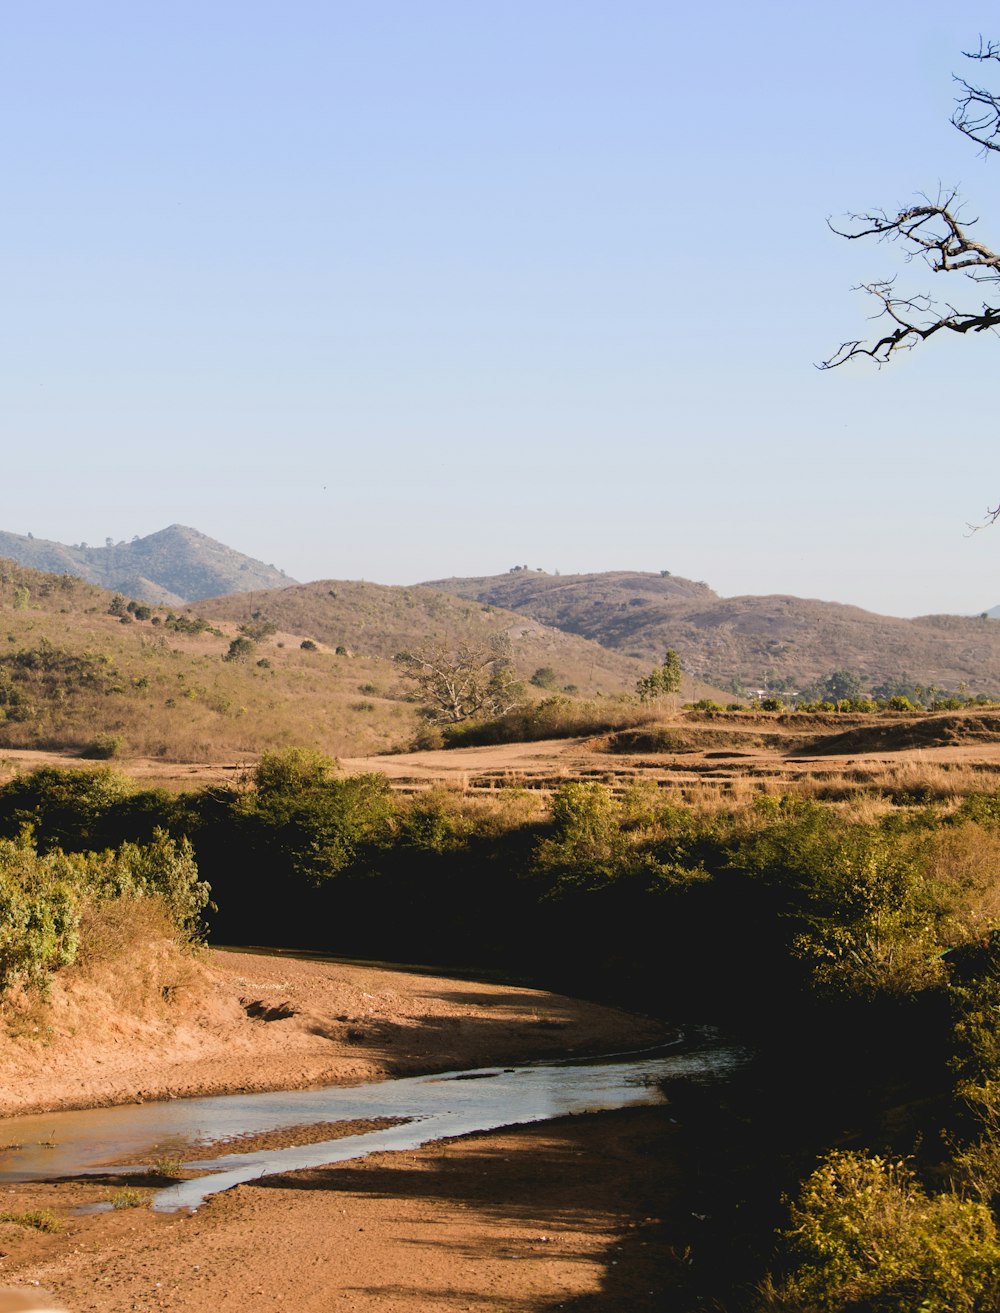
[0,1030,746,1212]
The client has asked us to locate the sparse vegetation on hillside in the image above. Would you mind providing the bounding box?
[424,570,1000,698]
[0,559,423,759]
[197,577,657,694]
[0,560,741,761]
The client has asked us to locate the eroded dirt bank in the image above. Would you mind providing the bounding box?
[0,948,666,1117]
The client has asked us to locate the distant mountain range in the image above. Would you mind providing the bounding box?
[3,528,1000,695]
[0,526,294,605]
[424,570,1000,696]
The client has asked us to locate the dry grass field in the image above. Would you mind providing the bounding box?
[5,704,1000,814]
[6,555,1000,814]
[324,706,1000,826]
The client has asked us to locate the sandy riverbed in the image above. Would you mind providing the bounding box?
[0,948,666,1118]
[0,950,690,1311]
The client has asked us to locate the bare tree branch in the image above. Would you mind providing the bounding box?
[953,37,1000,153]
[821,275,1000,368]
[393,637,524,724]
[967,503,1000,533]
[823,44,1000,370]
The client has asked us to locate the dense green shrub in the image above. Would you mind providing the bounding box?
[0,836,82,991]
[0,828,208,993]
[239,748,395,883]
[736,802,949,998]
[0,766,135,852]
[886,695,917,712]
[252,747,334,794]
[223,635,255,663]
[530,666,560,690]
[82,732,124,760]
[83,829,210,941]
[765,1151,1000,1312]
[534,781,624,882]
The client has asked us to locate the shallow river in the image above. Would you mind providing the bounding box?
[0,1031,746,1212]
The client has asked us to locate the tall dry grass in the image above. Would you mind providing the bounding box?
[0,603,422,760]
[72,896,203,1016]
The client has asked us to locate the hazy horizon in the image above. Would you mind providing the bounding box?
[3,520,996,620]
[5,2,1000,618]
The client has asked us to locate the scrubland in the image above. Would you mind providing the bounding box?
[4,560,1000,1308]
[2,738,1000,1308]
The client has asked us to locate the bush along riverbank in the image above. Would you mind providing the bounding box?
[2,750,1000,1309]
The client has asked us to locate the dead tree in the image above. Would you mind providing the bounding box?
[393,636,524,724]
[822,40,1000,523]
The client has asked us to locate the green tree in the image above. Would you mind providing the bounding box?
[239,619,277,643]
[636,649,682,702]
[224,636,256,663]
[822,670,863,702]
[530,666,560,690]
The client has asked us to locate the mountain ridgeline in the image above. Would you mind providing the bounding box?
[0,525,294,605]
[4,522,1000,698]
[423,569,1000,697]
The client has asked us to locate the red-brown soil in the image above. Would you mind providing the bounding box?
[0,952,681,1312]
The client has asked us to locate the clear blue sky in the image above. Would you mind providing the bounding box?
[4,1,1000,616]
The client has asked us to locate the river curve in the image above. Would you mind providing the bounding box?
[0,1031,745,1212]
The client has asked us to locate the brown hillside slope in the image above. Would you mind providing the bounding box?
[196,578,651,694]
[423,570,1000,695]
[0,561,727,763]
[0,561,418,758]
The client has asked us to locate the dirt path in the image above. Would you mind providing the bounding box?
[7,723,1000,801]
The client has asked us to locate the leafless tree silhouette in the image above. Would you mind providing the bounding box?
[823,40,1000,524]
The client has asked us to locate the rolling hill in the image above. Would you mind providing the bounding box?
[195,578,666,696]
[0,560,731,764]
[423,570,1000,697]
[0,560,410,760]
[0,525,293,604]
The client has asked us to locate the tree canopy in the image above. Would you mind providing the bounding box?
[636,649,682,702]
